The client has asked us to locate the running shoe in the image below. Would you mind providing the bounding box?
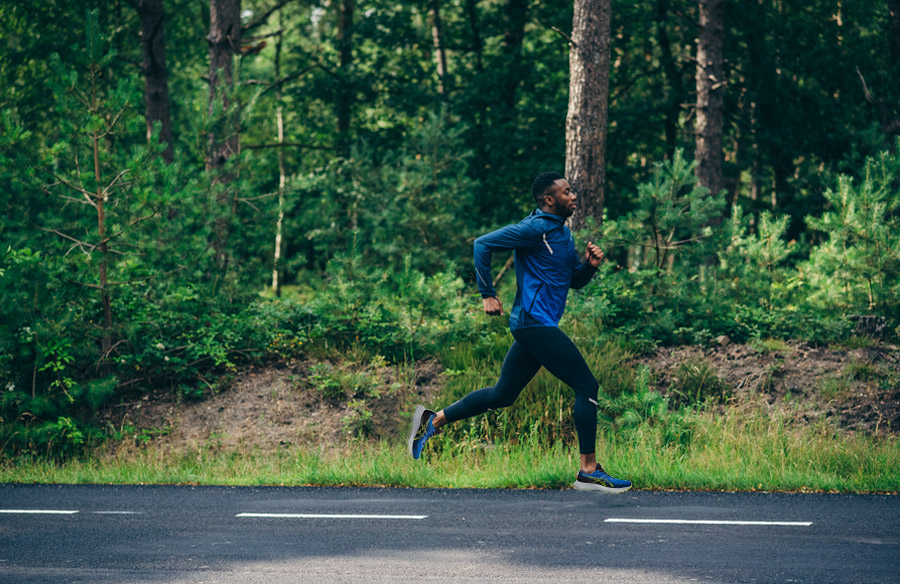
[407,405,441,460]
[573,464,632,493]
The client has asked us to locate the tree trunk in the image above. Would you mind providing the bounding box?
[464,0,489,185]
[137,0,174,163]
[694,0,725,197]
[336,0,355,157]
[886,0,900,147]
[430,0,449,96]
[566,0,612,230]
[656,0,684,159]
[93,131,113,358]
[890,0,900,71]
[743,0,777,218]
[207,0,241,268]
[465,0,484,73]
[207,0,241,172]
[501,0,528,110]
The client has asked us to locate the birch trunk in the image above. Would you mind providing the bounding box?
[430,0,449,95]
[272,14,286,296]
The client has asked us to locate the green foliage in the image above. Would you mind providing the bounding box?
[341,399,374,439]
[289,110,476,276]
[718,206,797,310]
[568,147,900,346]
[568,151,730,345]
[300,233,474,359]
[803,149,900,318]
[591,339,639,398]
[819,375,853,402]
[602,149,725,271]
[308,363,345,400]
[750,338,791,354]
[668,359,730,407]
[3,0,900,463]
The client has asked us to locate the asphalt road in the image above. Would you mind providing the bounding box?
[0,484,897,584]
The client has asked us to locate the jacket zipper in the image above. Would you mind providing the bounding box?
[527,282,544,314]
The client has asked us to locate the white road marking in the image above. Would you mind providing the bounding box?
[0,509,79,515]
[92,511,142,515]
[236,513,428,520]
[605,518,812,526]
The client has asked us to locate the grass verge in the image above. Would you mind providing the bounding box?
[3,333,897,493]
[2,404,897,493]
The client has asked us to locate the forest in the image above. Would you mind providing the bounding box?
[1,0,899,463]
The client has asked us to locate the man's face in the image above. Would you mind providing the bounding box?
[544,179,577,217]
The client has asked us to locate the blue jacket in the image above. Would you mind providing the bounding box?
[474,209,597,331]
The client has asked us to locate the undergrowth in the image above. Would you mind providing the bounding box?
[2,332,897,493]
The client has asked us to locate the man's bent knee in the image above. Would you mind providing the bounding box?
[581,378,599,407]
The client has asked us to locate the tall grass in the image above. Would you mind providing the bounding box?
[2,413,896,492]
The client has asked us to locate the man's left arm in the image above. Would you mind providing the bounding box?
[571,241,604,289]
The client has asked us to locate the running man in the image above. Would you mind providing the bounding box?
[407,172,632,493]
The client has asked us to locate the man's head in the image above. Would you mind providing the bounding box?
[532,171,576,218]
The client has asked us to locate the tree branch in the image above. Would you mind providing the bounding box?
[243,141,333,150]
[261,66,318,95]
[40,209,156,257]
[57,194,96,207]
[856,66,875,103]
[98,211,159,247]
[244,0,295,32]
[244,30,283,42]
[856,66,892,134]
[534,17,576,48]
[42,170,96,204]
[100,169,132,199]
[39,227,92,256]
[493,253,515,287]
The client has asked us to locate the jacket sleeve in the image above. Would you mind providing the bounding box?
[570,251,598,290]
[473,222,541,297]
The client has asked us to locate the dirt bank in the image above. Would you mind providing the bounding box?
[102,340,898,451]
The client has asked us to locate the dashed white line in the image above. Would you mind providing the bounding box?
[605,518,812,526]
[236,513,428,520]
[92,511,142,515]
[0,509,79,515]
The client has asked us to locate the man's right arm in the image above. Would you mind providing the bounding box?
[473,222,540,298]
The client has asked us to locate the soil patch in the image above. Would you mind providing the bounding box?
[102,341,899,452]
[101,357,444,452]
[637,340,900,435]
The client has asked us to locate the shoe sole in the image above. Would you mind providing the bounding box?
[407,405,426,459]
[572,479,632,493]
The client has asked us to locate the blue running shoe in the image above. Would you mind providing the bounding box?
[407,405,441,460]
[573,464,632,493]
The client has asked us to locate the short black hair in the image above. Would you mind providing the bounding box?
[532,171,565,205]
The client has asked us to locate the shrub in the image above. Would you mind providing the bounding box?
[668,359,730,407]
[803,149,900,320]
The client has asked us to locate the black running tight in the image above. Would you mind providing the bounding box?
[442,326,599,454]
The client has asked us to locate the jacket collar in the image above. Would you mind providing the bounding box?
[530,208,567,225]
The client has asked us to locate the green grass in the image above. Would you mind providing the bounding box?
[750,338,793,354]
[2,404,897,492]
